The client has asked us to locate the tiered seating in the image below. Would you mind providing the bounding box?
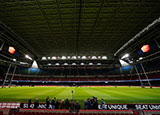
[13,112,134,115]
[0,111,3,115]
[142,110,160,115]
[11,71,160,82]
[13,77,136,81]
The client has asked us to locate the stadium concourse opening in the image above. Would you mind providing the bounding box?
[0,0,160,115]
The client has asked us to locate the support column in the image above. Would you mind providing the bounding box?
[140,63,152,89]
[8,66,17,88]
[135,65,144,88]
[2,64,11,88]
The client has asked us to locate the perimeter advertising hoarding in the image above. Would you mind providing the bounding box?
[20,103,160,110]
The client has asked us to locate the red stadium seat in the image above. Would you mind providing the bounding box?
[0,111,3,115]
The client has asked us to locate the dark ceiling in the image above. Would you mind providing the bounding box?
[0,0,160,61]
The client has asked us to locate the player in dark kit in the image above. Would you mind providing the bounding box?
[34,98,39,109]
[28,98,32,108]
[46,96,50,109]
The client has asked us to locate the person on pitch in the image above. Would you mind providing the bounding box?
[46,96,50,109]
[51,97,56,109]
[28,98,32,108]
[34,98,39,109]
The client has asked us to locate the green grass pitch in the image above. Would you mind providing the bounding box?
[0,86,160,107]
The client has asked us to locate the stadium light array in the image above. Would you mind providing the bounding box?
[13,58,16,62]
[47,63,51,66]
[72,56,77,59]
[31,60,38,68]
[42,57,46,60]
[43,62,108,66]
[97,63,102,65]
[91,56,97,59]
[139,57,143,60]
[41,55,108,60]
[25,55,32,60]
[81,56,87,59]
[52,56,56,60]
[62,56,66,59]
[64,63,68,65]
[72,63,76,65]
[129,60,133,63]
[121,53,129,59]
[20,62,28,65]
[89,62,93,65]
[119,59,129,66]
[55,63,60,66]
[80,63,85,65]
[102,56,107,59]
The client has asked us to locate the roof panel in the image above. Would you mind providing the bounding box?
[0,0,160,59]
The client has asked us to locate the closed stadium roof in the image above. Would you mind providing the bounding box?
[0,0,160,67]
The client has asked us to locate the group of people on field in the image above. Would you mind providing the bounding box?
[28,97,81,112]
[28,96,106,112]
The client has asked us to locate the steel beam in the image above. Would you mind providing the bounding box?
[2,64,11,88]
[140,63,152,89]
[134,65,144,88]
[8,66,17,88]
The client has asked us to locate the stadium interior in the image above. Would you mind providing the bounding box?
[0,0,160,115]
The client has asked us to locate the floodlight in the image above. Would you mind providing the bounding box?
[102,56,107,59]
[64,63,68,65]
[62,56,66,59]
[48,63,51,66]
[139,57,143,60]
[55,63,60,66]
[25,55,32,60]
[89,62,93,65]
[72,63,76,65]
[119,59,129,66]
[31,60,38,68]
[121,54,129,59]
[97,63,102,65]
[129,60,133,63]
[20,62,28,65]
[80,63,85,65]
[13,58,16,62]
[42,57,46,60]
[72,56,77,59]
[81,56,86,59]
[91,56,97,59]
[52,56,56,60]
